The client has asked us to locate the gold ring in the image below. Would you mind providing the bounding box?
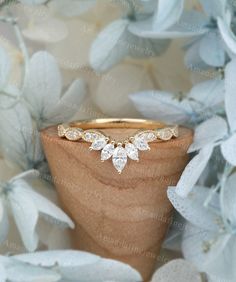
[57,119,178,174]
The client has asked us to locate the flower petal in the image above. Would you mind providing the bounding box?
[22,187,74,229]
[0,47,10,89]
[151,259,201,282]
[89,19,129,72]
[8,183,39,251]
[23,51,62,120]
[221,172,236,226]
[188,116,227,152]
[175,146,214,197]
[130,90,192,124]
[218,16,236,56]
[221,133,236,166]
[182,223,234,281]
[0,103,36,170]
[6,262,60,282]
[199,0,227,18]
[46,79,86,124]
[199,31,226,67]
[0,198,9,245]
[224,59,236,132]
[168,186,220,231]
[14,250,100,267]
[153,0,184,31]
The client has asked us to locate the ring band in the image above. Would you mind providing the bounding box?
[58,119,178,174]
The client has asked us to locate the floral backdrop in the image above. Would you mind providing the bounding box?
[0,0,235,281]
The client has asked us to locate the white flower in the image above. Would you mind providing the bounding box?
[0,170,74,252]
[173,59,236,197]
[167,173,236,282]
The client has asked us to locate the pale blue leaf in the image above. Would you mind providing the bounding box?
[167,186,220,231]
[224,59,236,132]
[8,183,39,251]
[49,0,96,17]
[14,250,100,267]
[46,79,86,124]
[221,173,236,227]
[188,116,227,152]
[0,47,10,89]
[221,133,236,166]
[175,145,214,197]
[129,11,208,39]
[0,103,34,169]
[60,258,142,281]
[199,31,226,67]
[23,51,62,121]
[153,0,184,31]
[21,187,74,228]
[6,262,60,282]
[218,17,236,56]
[0,198,9,245]
[199,0,226,18]
[89,19,130,72]
[130,90,192,124]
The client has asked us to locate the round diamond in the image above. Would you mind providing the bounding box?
[101,143,115,161]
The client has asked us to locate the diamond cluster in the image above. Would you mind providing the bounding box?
[58,125,178,174]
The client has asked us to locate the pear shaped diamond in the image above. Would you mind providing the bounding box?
[101,143,115,161]
[90,138,107,150]
[125,143,139,160]
[112,146,127,173]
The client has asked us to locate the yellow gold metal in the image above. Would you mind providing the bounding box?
[57,119,178,173]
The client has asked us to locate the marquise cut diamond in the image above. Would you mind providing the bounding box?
[125,143,139,160]
[65,128,82,141]
[133,137,150,151]
[112,146,127,173]
[90,138,107,150]
[59,123,177,173]
[157,128,173,140]
[101,143,115,161]
[83,131,103,142]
